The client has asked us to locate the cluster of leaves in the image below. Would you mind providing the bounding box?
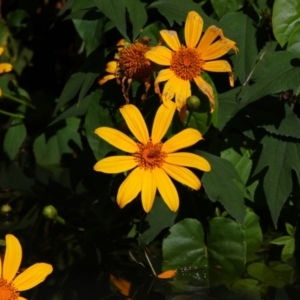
[1,0,300,299]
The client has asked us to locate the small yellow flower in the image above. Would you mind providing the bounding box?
[0,234,53,300]
[145,11,237,115]
[99,38,153,103]
[0,47,13,97]
[94,101,211,212]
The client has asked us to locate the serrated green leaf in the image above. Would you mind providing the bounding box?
[285,222,295,237]
[199,151,245,223]
[253,135,300,226]
[272,0,300,50]
[271,236,293,245]
[281,239,295,262]
[3,119,26,160]
[211,0,244,19]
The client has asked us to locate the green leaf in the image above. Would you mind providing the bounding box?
[3,119,26,160]
[211,0,244,19]
[281,239,295,262]
[285,222,295,237]
[199,151,245,223]
[272,0,300,50]
[230,279,268,299]
[139,21,166,46]
[269,261,295,287]
[247,262,278,287]
[253,135,300,226]
[271,236,294,245]
[126,0,147,40]
[141,196,177,245]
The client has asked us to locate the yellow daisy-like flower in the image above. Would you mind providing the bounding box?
[0,47,13,97]
[0,234,53,300]
[145,11,237,114]
[93,101,211,212]
[99,38,153,103]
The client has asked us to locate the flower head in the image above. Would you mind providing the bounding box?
[94,101,211,212]
[145,11,237,115]
[99,38,153,103]
[0,234,53,300]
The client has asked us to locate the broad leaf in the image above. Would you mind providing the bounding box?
[211,0,244,19]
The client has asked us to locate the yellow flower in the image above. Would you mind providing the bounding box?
[93,101,211,212]
[99,38,153,103]
[0,47,13,97]
[145,11,237,114]
[0,234,53,300]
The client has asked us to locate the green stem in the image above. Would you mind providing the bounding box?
[185,110,193,128]
[0,109,24,118]
[2,93,35,109]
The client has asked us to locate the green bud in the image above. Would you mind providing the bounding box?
[186,95,201,111]
[42,205,58,220]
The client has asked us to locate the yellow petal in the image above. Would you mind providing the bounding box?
[3,234,22,282]
[202,60,232,72]
[0,47,4,56]
[141,171,156,212]
[161,76,177,100]
[95,127,138,153]
[110,274,131,297]
[98,74,115,85]
[162,163,200,190]
[0,88,2,97]
[18,297,27,300]
[197,26,223,52]
[94,156,137,173]
[162,128,202,153]
[155,68,175,85]
[105,61,118,73]
[201,37,237,60]
[165,152,211,171]
[145,46,172,66]
[0,63,12,73]
[160,30,181,51]
[229,71,234,87]
[157,269,177,279]
[151,101,176,144]
[174,78,191,110]
[13,263,53,291]
[153,168,179,212]
[120,104,149,144]
[185,11,203,48]
[117,167,144,208]
[193,76,215,112]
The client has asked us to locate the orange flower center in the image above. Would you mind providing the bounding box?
[0,278,19,300]
[133,141,167,170]
[119,42,153,80]
[170,47,203,80]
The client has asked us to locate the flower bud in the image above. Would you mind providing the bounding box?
[42,205,58,220]
[186,95,201,111]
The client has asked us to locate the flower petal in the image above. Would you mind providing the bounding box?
[145,46,172,66]
[160,30,181,51]
[202,60,232,72]
[162,128,202,153]
[175,78,191,110]
[13,263,53,291]
[162,163,201,190]
[0,63,12,73]
[193,76,215,112]
[201,37,237,60]
[98,74,115,85]
[154,68,176,95]
[157,269,177,279]
[0,47,4,56]
[141,171,157,212]
[94,156,137,174]
[165,152,211,171]
[95,127,138,153]
[105,61,118,73]
[18,297,27,300]
[185,11,203,48]
[153,168,179,211]
[117,167,144,208]
[3,234,22,282]
[197,26,223,52]
[151,101,176,144]
[120,104,149,144]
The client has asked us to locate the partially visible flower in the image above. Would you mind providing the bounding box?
[93,101,211,212]
[0,234,53,300]
[99,38,153,103]
[0,47,13,97]
[145,11,237,116]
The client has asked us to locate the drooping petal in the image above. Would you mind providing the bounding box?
[160,30,181,51]
[0,47,4,56]
[151,101,176,144]
[18,297,27,300]
[162,128,202,153]
[94,156,137,174]
[157,269,177,279]
[117,167,144,208]
[3,234,22,282]
[202,60,232,72]
[141,171,157,212]
[95,127,138,153]
[174,79,191,110]
[153,168,179,212]
[229,71,234,87]
[201,37,237,60]
[193,76,215,112]
[105,61,118,73]
[197,26,223,53]
[145,46,172,66]
[0,63,13,74]
[165,152,211,171]
[120,104,149,144]
[160,76,177,101]
[110,274,131,297]
[162,163,201,190]
[185,11,203,48]
[154,68,176,95]
[13,263,53,291]
[98,74,115,85]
